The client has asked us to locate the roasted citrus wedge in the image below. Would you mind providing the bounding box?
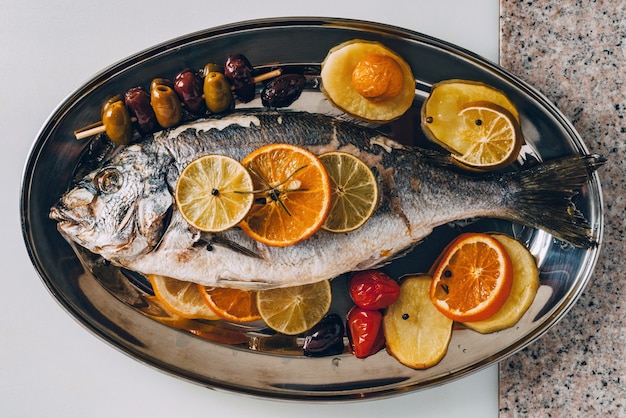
[319,151,379,233]
[450,102,523,171]
[149,274,220,320]
[429,232,514,322]
[256,280,332,335]
[240,144,332,247]
[175,154,254,232]
[384,274,453,369]
[421,79,523,170]
[197,286,261,323]
[321,40,415,122]
[462,233,540,333]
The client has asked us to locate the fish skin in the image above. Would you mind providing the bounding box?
[50,110,605,289]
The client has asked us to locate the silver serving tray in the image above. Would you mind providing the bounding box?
[20,18,603,401]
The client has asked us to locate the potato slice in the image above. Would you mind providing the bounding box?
[383,274,453,369]
[321,40,415,122]
[462,233,540,333]
[421,79,520,156]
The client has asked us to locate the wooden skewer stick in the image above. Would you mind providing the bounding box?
[74,118,136,140]
[74,68,284,140]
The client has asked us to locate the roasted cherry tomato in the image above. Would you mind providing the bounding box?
[346,306,385,358]
[101,94,132,145]
[349,270,400,310]
[224,53,255,103]
[174,68,205,114]
[124,87,158,135]
[150,78,182,128]
[302,313,345,357]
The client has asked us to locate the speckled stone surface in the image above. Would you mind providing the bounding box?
[499,0,625,416]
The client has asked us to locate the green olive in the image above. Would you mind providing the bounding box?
[203,72,233,113]
[202,62,223,77]
[102,95,132,145]
[150,79,182,128]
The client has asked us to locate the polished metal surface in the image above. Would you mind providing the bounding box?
[20,17,603,401]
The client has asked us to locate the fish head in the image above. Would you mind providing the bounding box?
[50,144,173,260]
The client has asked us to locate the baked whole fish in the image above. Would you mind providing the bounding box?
[50,110,605,289]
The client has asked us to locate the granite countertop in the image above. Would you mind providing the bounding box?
[499,0,625,415]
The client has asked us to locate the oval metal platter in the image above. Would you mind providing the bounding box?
[21,18,603,401]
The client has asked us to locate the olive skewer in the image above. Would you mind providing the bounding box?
[74,66,282,142]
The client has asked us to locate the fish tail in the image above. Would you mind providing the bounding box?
[507,154,606,248]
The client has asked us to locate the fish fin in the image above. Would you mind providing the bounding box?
[208,234,264,259]
[508,154,606,248]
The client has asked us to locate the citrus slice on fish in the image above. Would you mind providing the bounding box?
[451,102,523,171]
[197,286,261,323]
[175,154,254,232]
[319,151,379,233]
[429,232,514,322]
[256,280,332,335]
[240,143,332,247]
[149,274,220,320]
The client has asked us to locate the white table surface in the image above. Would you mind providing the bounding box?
[2,1,500,416]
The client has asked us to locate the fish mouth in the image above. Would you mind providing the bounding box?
[49,204,94,230]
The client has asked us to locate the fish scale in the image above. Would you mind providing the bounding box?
[50,110,605,289]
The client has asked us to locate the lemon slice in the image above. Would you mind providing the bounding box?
[175,154,254,232]
[149,274,220,320]
[256,280,332,335]
[421,79,521,158]
[451,101,523,171]
[319,151,379,233]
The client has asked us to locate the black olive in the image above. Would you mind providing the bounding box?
[302,313,345,357]
[224,53,255,103]
[261,74,306,108]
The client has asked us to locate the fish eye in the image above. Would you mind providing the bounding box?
[94,168,123,194]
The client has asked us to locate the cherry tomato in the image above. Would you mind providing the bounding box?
[346,306,385,358]
[349,270,400,310]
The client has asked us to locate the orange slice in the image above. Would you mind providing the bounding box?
[319,151,379,233]
[197,286,261,323]
[175,154,254,232]
[239,144,332,247]
[256,280,332,335]
[429,232,513,322]
[462,233,540,333]
[149,274,220,320]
